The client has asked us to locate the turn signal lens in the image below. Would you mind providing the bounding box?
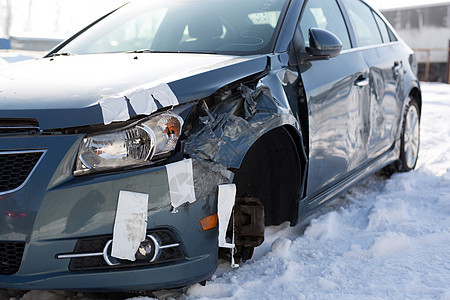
[142,113,183,155]
[200,214,218,231]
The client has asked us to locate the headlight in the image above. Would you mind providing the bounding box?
[74,113,183,175]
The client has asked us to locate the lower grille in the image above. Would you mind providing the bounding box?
[0,151,44,194]
[67,230,184,271]
[0,242,25,275]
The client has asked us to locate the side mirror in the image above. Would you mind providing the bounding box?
[306,28,342,60]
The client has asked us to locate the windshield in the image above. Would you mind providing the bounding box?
[53,0,290,56]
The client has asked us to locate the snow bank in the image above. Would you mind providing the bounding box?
[270,237,292,257]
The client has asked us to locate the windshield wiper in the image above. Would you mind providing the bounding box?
[46,52,72,58]
[126,49,218,54]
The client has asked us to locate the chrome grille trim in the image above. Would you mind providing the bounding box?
[0,150,47,196]
[0,124,41,136]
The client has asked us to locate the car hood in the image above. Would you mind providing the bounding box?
[0,53,268,129]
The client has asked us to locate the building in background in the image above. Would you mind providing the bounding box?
[382,1,450,82]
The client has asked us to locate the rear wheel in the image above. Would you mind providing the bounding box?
[399,97,420,171]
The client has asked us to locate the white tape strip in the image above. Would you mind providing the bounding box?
[129,83,179,115]
[150,83,179,107]
[166,159,196,209]
[217,184,236,249]
[128,89,158,116]
[99,97,130,125]
[111,191,149,261]
[99,83,178,124]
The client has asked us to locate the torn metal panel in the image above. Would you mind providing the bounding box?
[184,80,300,169]
[258,72,293,113]
[239,84,258,118]
[192,159,233,202]
[112,191,149,261]
[278,68,299,86]
[185,113,262,168]
[166,159,196,209]
[217,184,236,249]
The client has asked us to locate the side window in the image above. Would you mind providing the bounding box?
[300,0,351,50]
[342,0,383,47]
[373,12,390,43]
[387,27,398,42]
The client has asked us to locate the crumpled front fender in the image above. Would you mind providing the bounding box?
[184,65,303,169]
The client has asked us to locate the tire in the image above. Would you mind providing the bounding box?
[222,127,302,262]
[398,97,420,171]
[233,127,302,225]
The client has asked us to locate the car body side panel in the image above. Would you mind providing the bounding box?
[396,42,421,131]
[362,43,405,159]
[301,50,371,198]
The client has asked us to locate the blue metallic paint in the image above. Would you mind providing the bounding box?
[0,0,421,291]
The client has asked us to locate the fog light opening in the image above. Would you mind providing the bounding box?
[136,235,159,262]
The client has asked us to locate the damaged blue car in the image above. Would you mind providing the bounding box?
[0,0,421,292]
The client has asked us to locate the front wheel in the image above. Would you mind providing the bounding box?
[399,97,420,171]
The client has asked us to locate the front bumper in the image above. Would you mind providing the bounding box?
[0,134,220,291]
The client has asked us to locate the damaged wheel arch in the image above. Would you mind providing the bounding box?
[233,125,305,226]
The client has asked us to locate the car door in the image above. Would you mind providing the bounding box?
[297,0,372,202]
[340,0,404,158]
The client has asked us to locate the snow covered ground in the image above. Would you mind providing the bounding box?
[1,82,449,299]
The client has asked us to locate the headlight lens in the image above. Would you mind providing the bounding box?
[75,113,183,175]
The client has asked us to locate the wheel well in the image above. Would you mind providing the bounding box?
[233,126,304,226]
[410,87,422,116]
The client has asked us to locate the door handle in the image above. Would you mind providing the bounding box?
[354,76,369,87]
[393,61,402,76]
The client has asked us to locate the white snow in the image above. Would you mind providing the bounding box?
[1,82,449,299]
[270,237,293,257]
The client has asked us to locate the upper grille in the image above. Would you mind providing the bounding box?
[0,151,44,194]
[0,119,40,136]
[0,242,25,275]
